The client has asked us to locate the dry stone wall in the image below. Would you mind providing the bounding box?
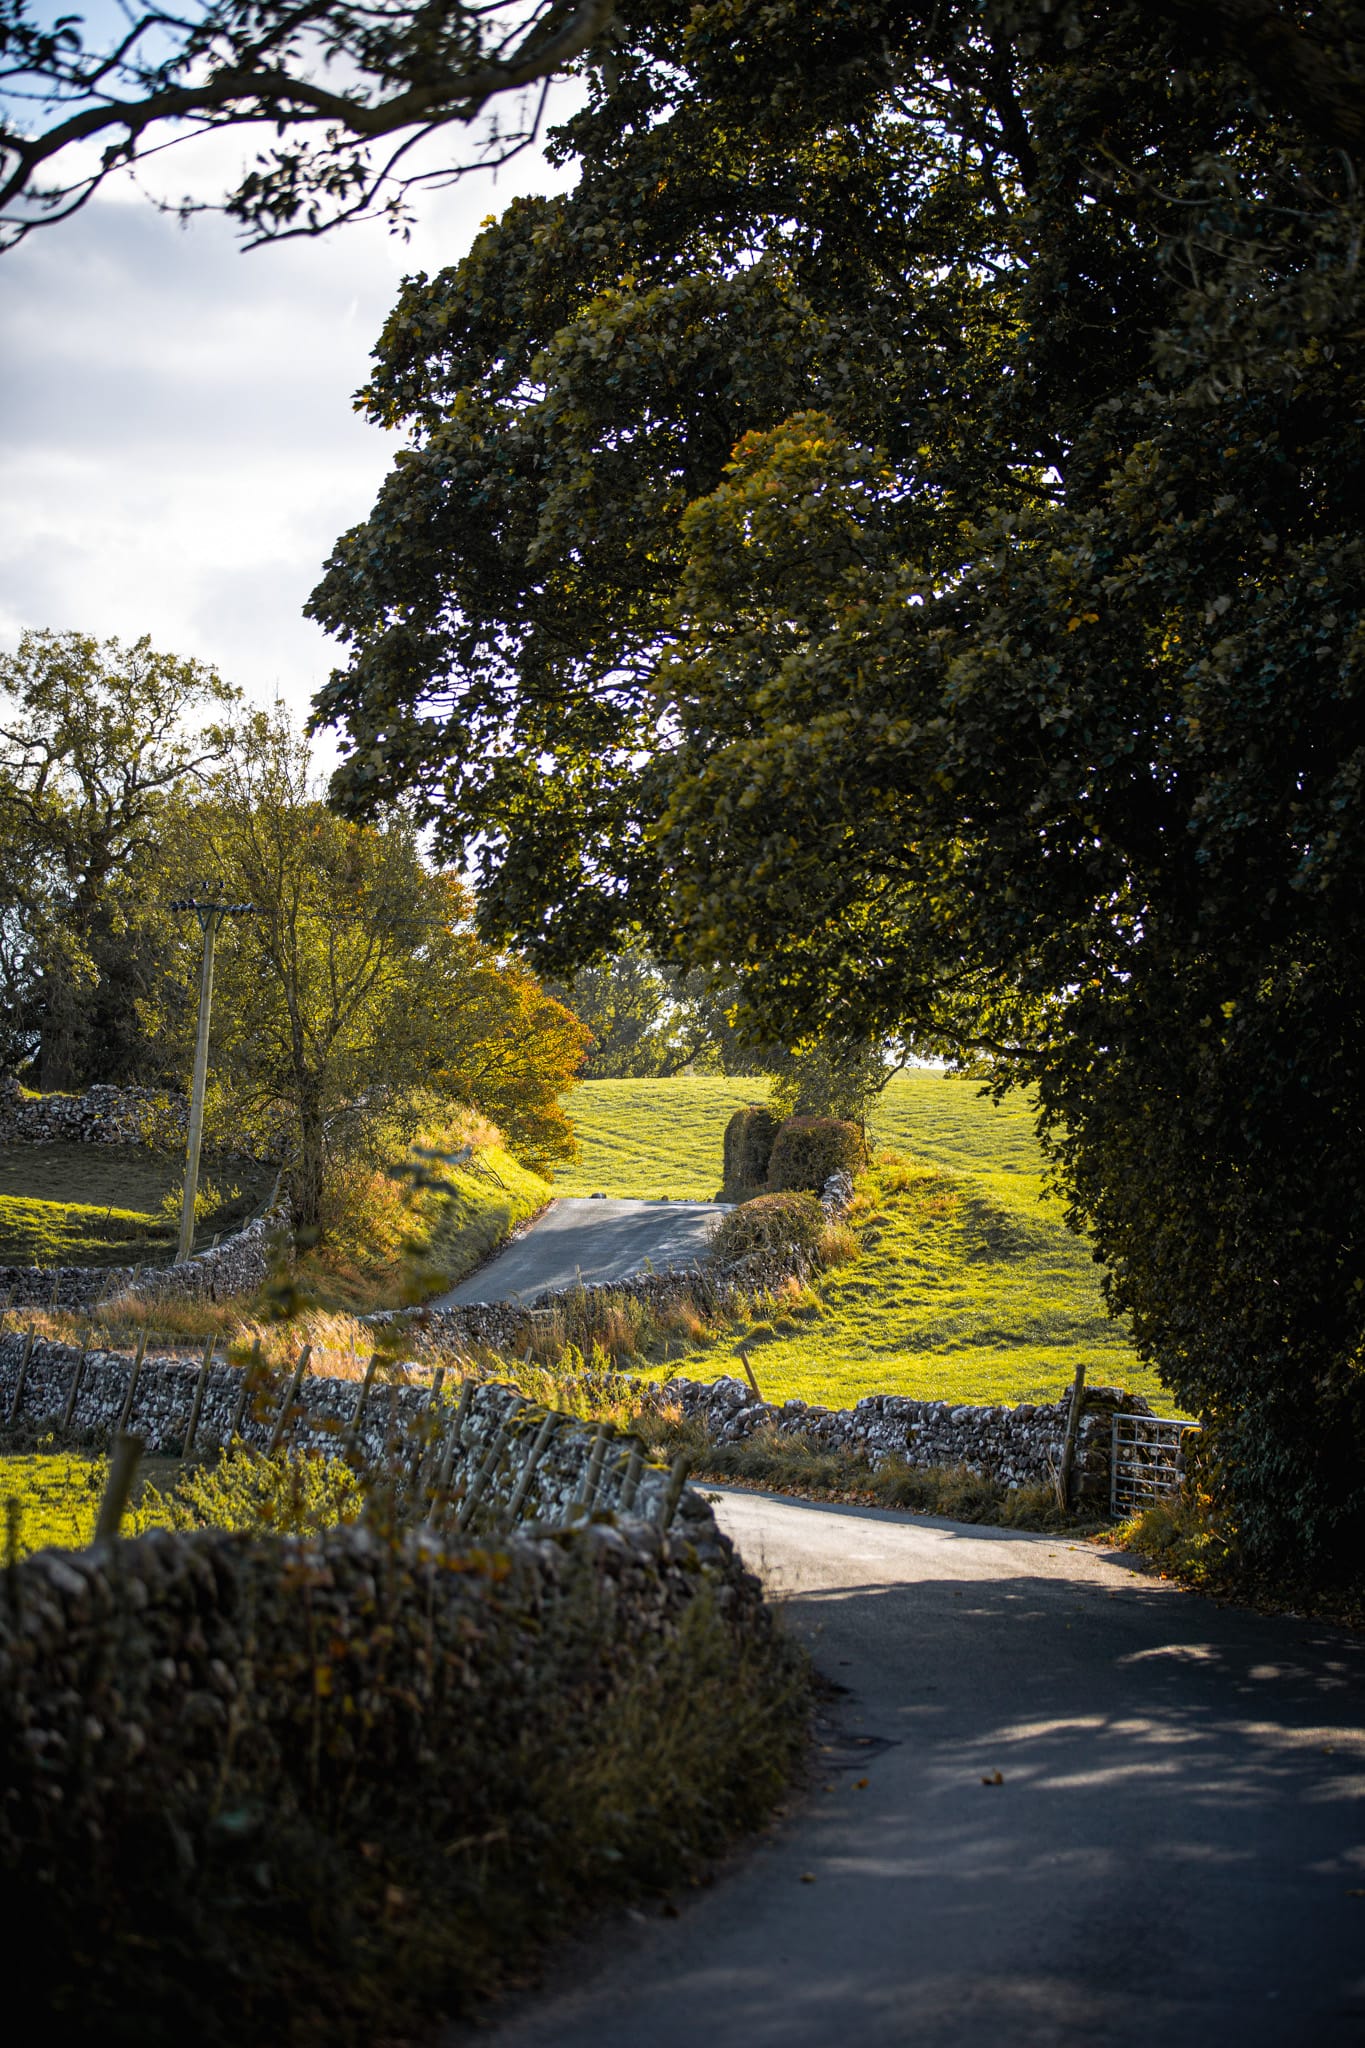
[0,1080,282,1307]
[658,1372,1151,1506]
[0,1330,701,1533]
[0,1210,282,1310]
[0,1328,1147,1514]
[0,1078,186,1146]
[0,1489,791,2039]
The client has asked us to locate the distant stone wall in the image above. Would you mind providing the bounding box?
[660,1372,1151,1506]
[0,1210,282,1310]
[0,1078,186,1147]
[0,1078,282,1307]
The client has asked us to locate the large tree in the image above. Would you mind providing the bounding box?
[148,711,587,1233]
[0,628,237,1087]
[309,1,1365,1573]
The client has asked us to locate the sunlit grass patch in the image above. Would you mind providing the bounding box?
[551,1074,1169,1411]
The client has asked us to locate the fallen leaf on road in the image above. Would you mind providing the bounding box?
[801,1873,816,1884]
[982,1770,1004,1786]
[854,1777,869,1789]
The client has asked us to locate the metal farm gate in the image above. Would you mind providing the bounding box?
[1110,1414,1200,1517]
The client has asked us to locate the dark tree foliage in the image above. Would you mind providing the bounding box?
[0,630,236,1088]
[310,2,1365,1573]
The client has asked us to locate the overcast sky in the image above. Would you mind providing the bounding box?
[0,129,572,750]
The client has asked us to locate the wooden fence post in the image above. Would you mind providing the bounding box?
[6,1323,36,1428]
[502,1409,560,1529]
[115,1327,149,1437]
[349,1352,380,1435]
[617,1443,645,1513]
[94,1432,144,1543]
[228,1336,261,1442]
[573,1422,612,1514]
[654,1453,692,1534]
[266,1344,313,1457]
[737,1348,764,1403]
[184,1334,215,1456]
[425,1379,475,1525]
[60,1335,89,1434]
[454,1395,524,1532]
[1057,1361,1088,1511]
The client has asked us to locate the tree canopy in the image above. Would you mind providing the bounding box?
[140,710,590,1231]
[310,0,1365,1572]
[0,628,237,1088]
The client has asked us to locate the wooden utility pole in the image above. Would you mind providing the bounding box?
[169,888,254,1263]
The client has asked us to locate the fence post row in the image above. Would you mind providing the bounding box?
[455,1395,524,1532]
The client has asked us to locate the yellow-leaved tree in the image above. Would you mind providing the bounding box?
[146,710,586,1238]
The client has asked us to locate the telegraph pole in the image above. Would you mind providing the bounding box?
[169,888,254,1263]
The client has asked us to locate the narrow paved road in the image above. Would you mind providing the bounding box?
[432,1196,730,1306]
[466,1490,1365,2048]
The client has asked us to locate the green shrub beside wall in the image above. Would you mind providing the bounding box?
[766,1116,865,1194]
[709,1190,826,1266]
[722,1105,780,1197]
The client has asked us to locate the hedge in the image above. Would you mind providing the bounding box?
[721,1104,781,1196]
[765,1115,865,1194]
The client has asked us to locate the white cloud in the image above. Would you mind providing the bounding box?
[0,141,572,745]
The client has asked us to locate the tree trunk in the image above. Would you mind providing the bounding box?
[289,1095,326,1243]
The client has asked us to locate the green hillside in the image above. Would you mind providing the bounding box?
[557,1072,1176,1412]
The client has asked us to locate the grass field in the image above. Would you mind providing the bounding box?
[557,1073,1178,1412]
[0,1144,273,1265]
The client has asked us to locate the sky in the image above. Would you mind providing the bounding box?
[0,121,573,750]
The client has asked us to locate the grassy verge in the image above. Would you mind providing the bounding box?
[294,1114,551,1314]
[552,1074,1163,1410]
[1114,1494,1365,1628]
[0,1142,273,1264]
[630,1410,1101,1533]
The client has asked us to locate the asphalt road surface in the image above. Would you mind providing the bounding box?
[465,1489,1365,2048]
[432,1196,730,1306]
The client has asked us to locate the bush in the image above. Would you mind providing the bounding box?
[766,1115,865,1194]
[708,1190,826,1267]
[722,1105,780,1196]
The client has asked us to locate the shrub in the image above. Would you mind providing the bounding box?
[722,1105,780,1196]
[708,1190,826,1267]
[766,1115,866,1194]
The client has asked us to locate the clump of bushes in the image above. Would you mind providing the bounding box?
[721,1104,780,1197]
[708,1190,826,1267]
[766,1115,865,1194]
